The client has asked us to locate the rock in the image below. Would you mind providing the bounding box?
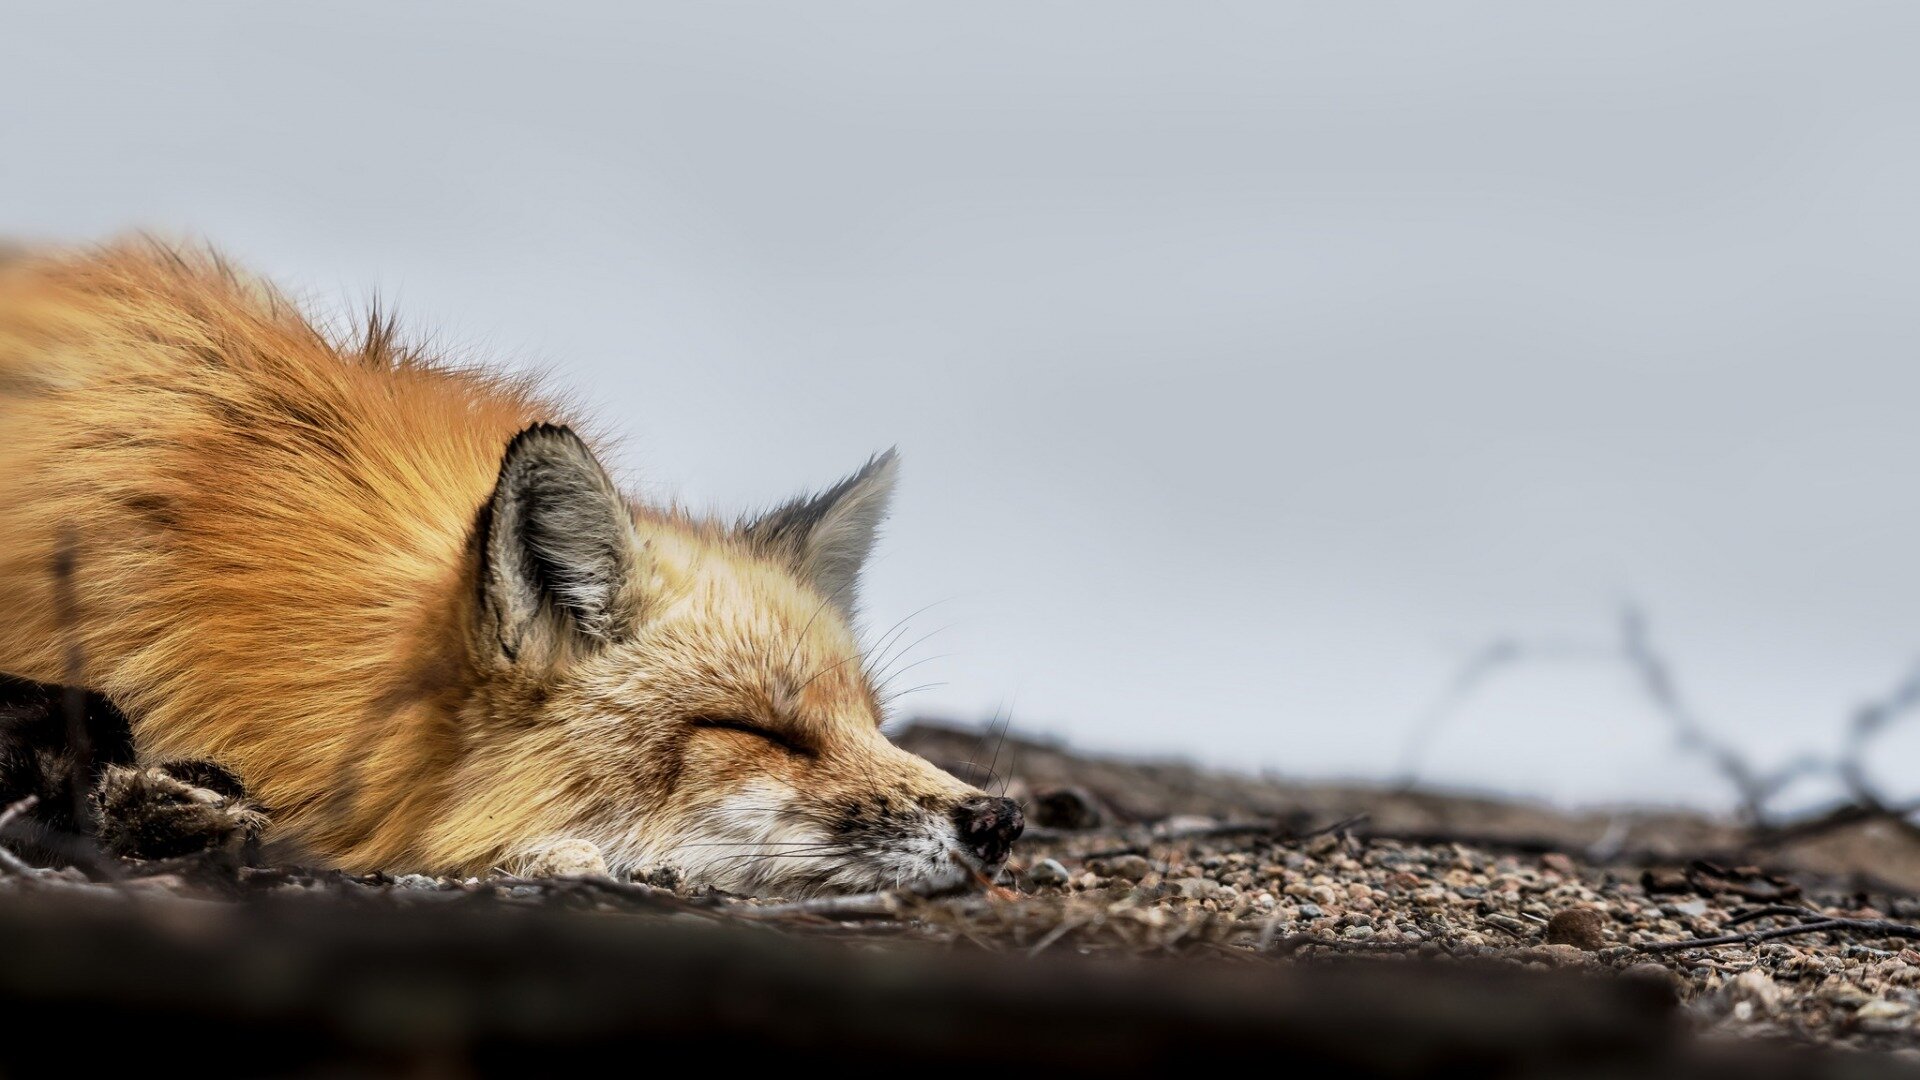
[1622,964,1677,989]
[1641,868,1692,895]
[1546,908,1607,951]
[1026,858,1071,888]
[1857,999,1913,1029]
[1297,903,1324,919]
[1030,787,1105,830]
[1154,815,1216,837]
[1105,854,1152,882]
[1541,853,1576,876]
[1726,970,1784,1016]
[1537,943,1589,966]
[1170,877,1216,900]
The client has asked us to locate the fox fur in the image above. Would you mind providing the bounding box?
[0,241,1020,894]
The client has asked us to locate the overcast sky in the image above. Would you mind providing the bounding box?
[7,3,1920,811]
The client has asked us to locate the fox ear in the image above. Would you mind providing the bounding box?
[743,450,899,618]
[477,424,644,664]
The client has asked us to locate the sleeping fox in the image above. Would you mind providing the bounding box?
[0,241,1022,894]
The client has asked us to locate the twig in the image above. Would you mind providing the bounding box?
[0,797,41,876]
[1722,905,1818,929]
[1267,933,1433,957]
[1398,607,1920,833]
[1628,917,1920,955]
[1073,813,1369,861]
[1027,915,1088,957]
[730,892,903,921]
[52,531,92,829]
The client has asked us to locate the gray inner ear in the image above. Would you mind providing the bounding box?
[480,424,638,658]
[742,449,899,618]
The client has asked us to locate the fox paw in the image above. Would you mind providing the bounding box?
[92,761,268,860]
[515,838,611,879]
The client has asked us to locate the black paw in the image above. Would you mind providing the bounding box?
[91,762,268,860]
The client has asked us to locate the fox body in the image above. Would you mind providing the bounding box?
[0,243,1021,894]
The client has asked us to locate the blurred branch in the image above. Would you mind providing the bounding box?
[1402,604,1920,837]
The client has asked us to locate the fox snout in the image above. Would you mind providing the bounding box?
[953,795,1025,867]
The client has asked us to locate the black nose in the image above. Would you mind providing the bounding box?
[953,795,1025,865]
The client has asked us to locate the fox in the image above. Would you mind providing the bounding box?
[0,241,1022,895]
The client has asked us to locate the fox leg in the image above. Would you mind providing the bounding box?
[0,673,136,862]
[91,760,269,860]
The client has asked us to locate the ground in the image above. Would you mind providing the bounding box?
[3,719,1920,1075]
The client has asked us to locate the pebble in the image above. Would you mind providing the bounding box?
[1027,858,1071,888]
[1105,855,1153,882]
[1726,970,1783,1016]
[1170,877,1216,900]
[1545,908,1607,951]
[1857,999,1911,1022]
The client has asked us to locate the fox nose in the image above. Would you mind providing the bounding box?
[953,795,1025,865]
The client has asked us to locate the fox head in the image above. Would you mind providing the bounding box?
[439,424,1022,896]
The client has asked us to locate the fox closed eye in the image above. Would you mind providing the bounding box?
[691,716,813,757]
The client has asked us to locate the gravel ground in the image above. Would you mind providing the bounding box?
[994,827,1920,1054]
[7,719,1920,1064]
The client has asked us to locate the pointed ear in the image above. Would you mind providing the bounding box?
[742,450,899,617]
[477,424,645,664]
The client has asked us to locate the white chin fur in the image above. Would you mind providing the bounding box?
[615,781,977,898]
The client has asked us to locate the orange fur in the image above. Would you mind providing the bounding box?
[0,241,1005,890]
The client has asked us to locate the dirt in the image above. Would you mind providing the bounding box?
[4,718,1920,1072]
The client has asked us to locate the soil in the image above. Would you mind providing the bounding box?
[3,718,1920,1074]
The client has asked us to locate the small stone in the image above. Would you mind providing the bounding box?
[1641,868,1692,895]
[1546,908,1607,951]
[1858,998,1911,1021]
[1537,943,1588,966]
[1026,858,1070,888]
[1308,884,1339,906]
[1029,787,1105,830]
[1541,853,1576,876]
[1828,983,1872,1008]
[1171,877,1217,900]
[1622,963,1676,986]
[1106,854,1152,882]
[1298,903,1324,919]
[1726,970,1783,1016]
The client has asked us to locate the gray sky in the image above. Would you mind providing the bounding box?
[7,2,1920,811]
